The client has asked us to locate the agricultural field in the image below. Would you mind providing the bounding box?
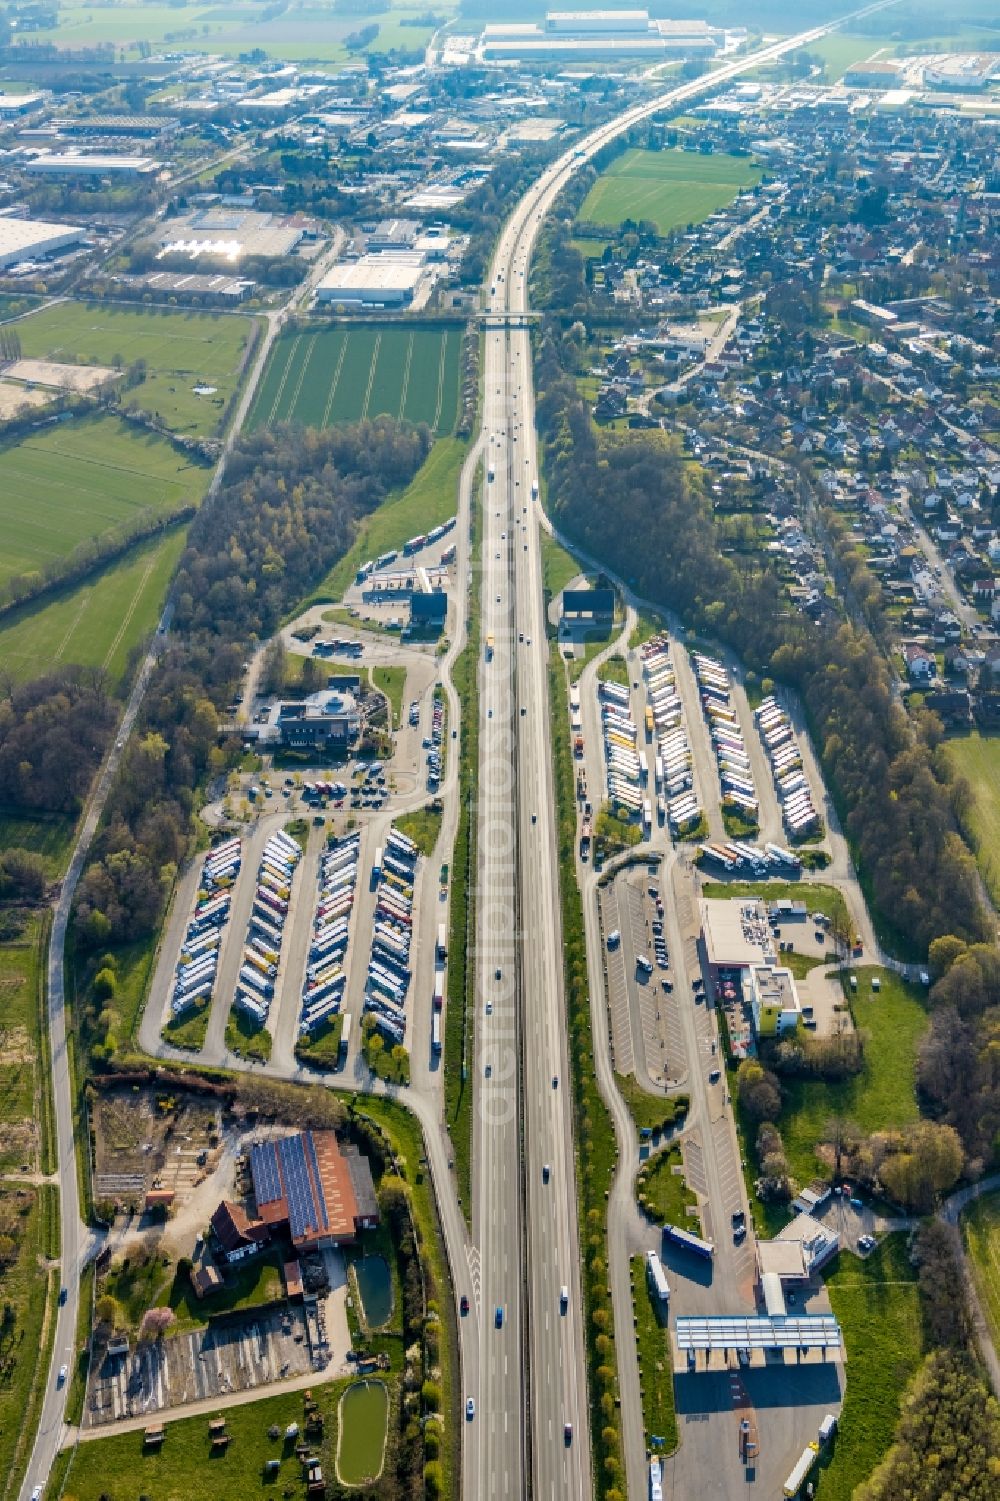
[802,32,887,81]
[0,526,188,686]
[14,303,255,437]
[248,325,461,436]
[43,2,453,62]
[962,1190,1000,1351]
[0,913,50,1174]
[311,435,465,603]
[579,148,762,237]
[0,412,206,592]
[942,732,1000,905]
[0,914,57,1499]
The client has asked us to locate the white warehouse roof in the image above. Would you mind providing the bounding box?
[0,216,85,269]
[317,257,424,302]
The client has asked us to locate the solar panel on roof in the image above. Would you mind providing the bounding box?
[251,1141,282,1206]
[279,1134,320,1241]
[304,1132,329,1233]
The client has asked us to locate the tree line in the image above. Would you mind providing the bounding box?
[71,419,429,1055]
[534,325,989,957]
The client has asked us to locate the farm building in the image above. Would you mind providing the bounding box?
[212,1130,378,1259]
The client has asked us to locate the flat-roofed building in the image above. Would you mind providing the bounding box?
[0,216,85,269]
[699,897,773,975]
[60,115,177,138]
[0,91,46,116]
[481,9,718,60]
[748,961,801,1037]
[316,256,424,307]
[26,152,161,178]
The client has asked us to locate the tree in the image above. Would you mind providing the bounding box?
[737,1059,781,1122]
[823,1115,861,1177]
[879,1122,964,1211]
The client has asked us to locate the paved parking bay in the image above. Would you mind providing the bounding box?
[598,885,633,1075]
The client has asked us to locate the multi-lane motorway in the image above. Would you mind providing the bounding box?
[464,4,899,1498]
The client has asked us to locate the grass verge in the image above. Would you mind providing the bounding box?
[443,467,481,1226]
[224,1004,273,1063]
[293,1012,344,1071]
[370,664,406,729]
[629,1255,678,1456]
[961,1188,1000,1351]
[815,1236,924,1499]
[548,643,625,1496]
[161,997,211,1053]
[308,437,466,605]
[635,1144,697,1225]
[394,804,444,858]
[614,1073,689,1139]
[347,1094,458,1501]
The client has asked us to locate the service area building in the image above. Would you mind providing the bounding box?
[699,897,803,1035]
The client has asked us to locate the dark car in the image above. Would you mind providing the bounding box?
[460,1294,469,1316]
[495,1306,504,1329]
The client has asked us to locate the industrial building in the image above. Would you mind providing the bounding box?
[139,270,256,304]
[316,256,424,308]
[155,207,303,264]
[0,216,86,269]
[923,53,999,91]
[0,91,46,116]
[59,115,177,139]
[481,9,720,62]
[211,1130,378,1259]
[26,151,161,178]
[561,586,615,623]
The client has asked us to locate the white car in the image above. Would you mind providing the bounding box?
[466,1397,475,1421]
[58,1363,68,1384]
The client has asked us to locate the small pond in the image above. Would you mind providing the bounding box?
[354,1253,392,1329]
[337,1379,389,1485]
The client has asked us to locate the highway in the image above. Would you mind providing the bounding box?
[465,5,900,1498]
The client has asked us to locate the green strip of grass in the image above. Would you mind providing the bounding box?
[161,997,211,1053]
[630,1255,678,1456]
[370,663,406,729]
[65,1258,96,1428]
[294,1012,344,1071]
[548,644,625,1494]
[635,1144,697,1225]
[816,1236,924,1500]
[307,436,466,605]
[615,1073,689,1139]
[444,467,481,1226]
[596,655,629,687]
[960,1189,1000,1352]
[346,1095,458,1501]
[394,804,443,859]
[224,1004,273,1063]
